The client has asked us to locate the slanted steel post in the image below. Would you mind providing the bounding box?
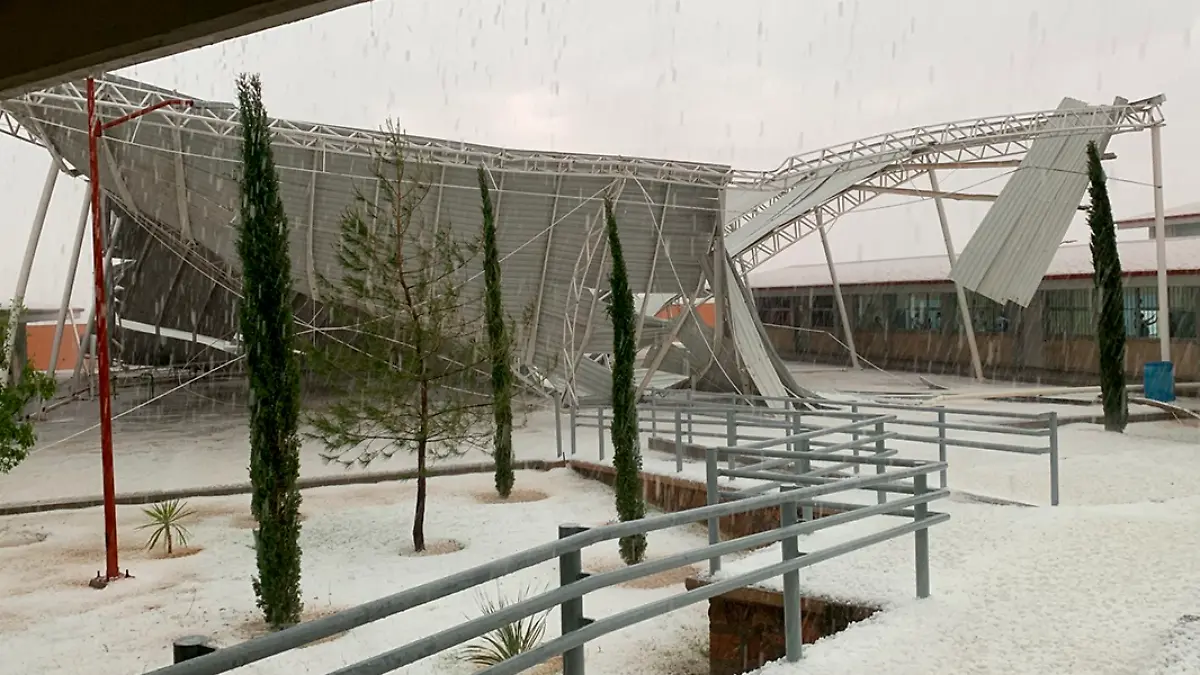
[937,409,948,488]
[780,487,803,661]
[596,407,605,461]
[569,402,578,456]
[47,193,91,381]
[913,474,930,598]
[555,403,564,458]
[705,448,721,574]
[929,170,984,381]
[3,162,58,386]
[558,524,589,675]
[1048,411,1060,506]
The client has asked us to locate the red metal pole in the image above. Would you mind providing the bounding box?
[87,76,120,580]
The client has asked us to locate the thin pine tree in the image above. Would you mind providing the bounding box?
[603,196,648,565]
[236,73,303,627]
[1086,140,1128,432]
[478,166,515,498]
[306,131,506,552]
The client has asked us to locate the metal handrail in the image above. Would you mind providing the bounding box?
[146,448,944,675]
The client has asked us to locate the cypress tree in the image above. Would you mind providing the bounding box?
[236,73,303,627]
[478,167,515,498]
[603,196,647,565]
[1086,140,1128,433]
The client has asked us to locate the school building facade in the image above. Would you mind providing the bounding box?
[750,236,1200,383]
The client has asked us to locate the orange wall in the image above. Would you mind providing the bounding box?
[656,301,716,328]
[24,323,86,372]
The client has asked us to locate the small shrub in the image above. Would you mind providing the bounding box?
[459,584,549,667]
[138,498,196,555]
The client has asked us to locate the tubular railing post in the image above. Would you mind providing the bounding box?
[705,448,721,575]
[555,403,564,458]
[1048,411,1060,506]
[913,474,930,598]
[851,403,861,474]
[558,524,589,675]
[936,409,948,489]
[725,408,737,476]
[674,408,684,472]
[780,487,803,662]
[874,420,887,504]
[791,411,814,522]
[686,388,694,443]
[650,396,658,436]
[597,407,605,461]
[569,402,578,456]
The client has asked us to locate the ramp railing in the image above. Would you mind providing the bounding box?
[146,415,947,675]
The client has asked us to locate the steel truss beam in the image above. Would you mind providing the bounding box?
[2,76,732,187]
[724,95,1165,274]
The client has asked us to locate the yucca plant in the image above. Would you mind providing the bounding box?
[459,584,550,667]
[138,498,196,555]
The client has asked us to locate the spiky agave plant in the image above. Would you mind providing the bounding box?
[459,584,550,667]
[138,498,196,555]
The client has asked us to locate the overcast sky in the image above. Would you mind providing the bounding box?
[2,0,1198,310]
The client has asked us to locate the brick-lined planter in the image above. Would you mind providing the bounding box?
[646,436,850,477]
[685,577,877,675]
[568,460,843,540]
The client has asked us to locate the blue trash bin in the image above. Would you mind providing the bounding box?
[1143,361,1175,403]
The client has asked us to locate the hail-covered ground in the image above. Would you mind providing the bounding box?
[1,365,1198,674]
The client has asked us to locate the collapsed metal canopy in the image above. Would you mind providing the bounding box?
[0,77,1168,401]
[2,75,796,403]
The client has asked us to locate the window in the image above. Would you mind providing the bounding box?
[960,291,1009,334]
[811,295,836,328]
[855,294,888,332]
[1044,289,1092,336]
[1123,288,1158,338]
[757,295,793,326]
[1169,287,1198,338]
[891,292,941,331]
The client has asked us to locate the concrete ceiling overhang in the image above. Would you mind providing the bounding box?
[0,0,372,98]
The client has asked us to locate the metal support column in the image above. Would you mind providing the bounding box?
[46,194,91,379]
[558,524,589,675]
[3,161,58,384]
[929,170,984,381]
[780,488,803,662]
[816,211,859,369]
[1151,124,1171,362]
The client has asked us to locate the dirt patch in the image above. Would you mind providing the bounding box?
[402,539,465,557]
[229,512,309,530]
[234,606,348,646]
[305,483,413,508]
[53,540,150,564]
[528,655,563,675]
[471,489,550,505]
[190,502,248,520]
[0,529,49,549]
[147,545,204,560]
[0,610,25,632]
[585,561,701,590]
